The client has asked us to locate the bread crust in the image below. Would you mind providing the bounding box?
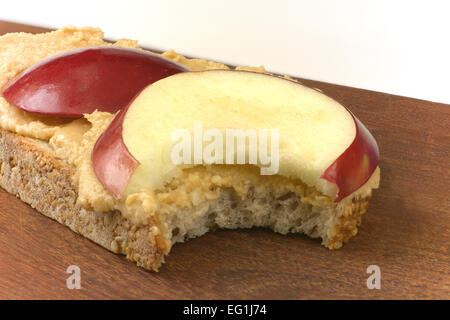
[0,129,166,271]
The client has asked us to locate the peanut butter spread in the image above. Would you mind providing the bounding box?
[0,27,379,234]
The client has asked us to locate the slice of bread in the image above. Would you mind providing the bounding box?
[0,127,375,271]
[0,27,379,271]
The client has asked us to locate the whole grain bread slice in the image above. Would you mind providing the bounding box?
[0,128,374,271]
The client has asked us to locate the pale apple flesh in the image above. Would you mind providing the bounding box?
[2,47,188,117]
[93,70,379,202]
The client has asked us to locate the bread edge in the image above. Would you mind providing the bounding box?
[0,129,168,271]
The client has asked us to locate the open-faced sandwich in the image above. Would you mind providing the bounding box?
[0,27,380,271]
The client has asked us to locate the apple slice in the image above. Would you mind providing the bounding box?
[2,47,188,117]
[93,70,379,201]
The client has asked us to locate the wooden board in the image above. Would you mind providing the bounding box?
[0,21,448,299]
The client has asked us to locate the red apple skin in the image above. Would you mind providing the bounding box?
[2,47,188,117]
[321,112,379,202]
[92,99,139,200]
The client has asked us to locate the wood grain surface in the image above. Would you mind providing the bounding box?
[0,21,448,300]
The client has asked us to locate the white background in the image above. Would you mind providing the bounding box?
[1,0,449,103]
